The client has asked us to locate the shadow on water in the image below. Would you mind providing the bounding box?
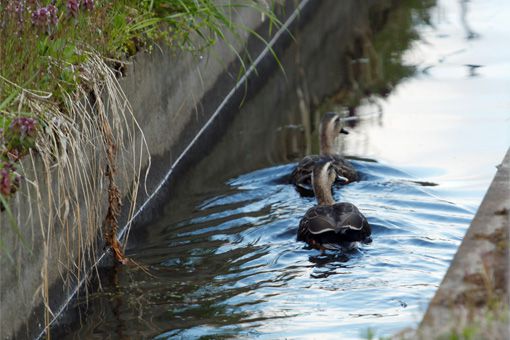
[52,0,510,338]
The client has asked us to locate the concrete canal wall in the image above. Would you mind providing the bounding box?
[397,149,510,339]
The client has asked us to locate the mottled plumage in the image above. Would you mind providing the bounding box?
[297,161,371,250]
[290,154,357,195]
[297,203,371,250]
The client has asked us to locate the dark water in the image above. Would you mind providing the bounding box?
[61,160,473,339]
[58,0,509,338]
[143,162,471,339]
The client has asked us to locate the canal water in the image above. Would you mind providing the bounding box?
[56,0,509,339]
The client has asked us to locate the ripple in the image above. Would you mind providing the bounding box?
[119,160,475,339]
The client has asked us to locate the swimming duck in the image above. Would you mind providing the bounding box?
[290,112,358,196]
[297,161,371,250]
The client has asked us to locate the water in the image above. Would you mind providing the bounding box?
[147,162,471,339]
[57,0,509,339]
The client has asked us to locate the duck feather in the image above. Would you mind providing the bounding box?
[298,203,371,246]
[291,155,357,195]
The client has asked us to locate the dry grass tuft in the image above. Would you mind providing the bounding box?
[3,50,149,337]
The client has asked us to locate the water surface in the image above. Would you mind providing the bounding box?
[58,0,509,338]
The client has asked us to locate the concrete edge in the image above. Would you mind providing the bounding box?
[397,148,510,339]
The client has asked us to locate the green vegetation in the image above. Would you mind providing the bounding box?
[362,327,392,340]
[0,0,279,209]
[0,0,284,275]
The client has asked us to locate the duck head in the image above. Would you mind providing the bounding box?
[311,161,336,205]
[319,112,349,155]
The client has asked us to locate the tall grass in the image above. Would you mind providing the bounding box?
[0,0,281,205]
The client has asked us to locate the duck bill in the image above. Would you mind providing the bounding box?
[340,128,349,135]
[336,175,349,184]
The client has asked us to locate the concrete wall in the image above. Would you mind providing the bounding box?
[397,149,510,339]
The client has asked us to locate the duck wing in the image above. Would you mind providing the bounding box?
[330,155,358,182]
[307,203,365,234]
[291,155,358,194]
[290,155,321,192]
[298,203,371,245]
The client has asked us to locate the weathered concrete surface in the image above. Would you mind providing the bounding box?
[398,148,510,339]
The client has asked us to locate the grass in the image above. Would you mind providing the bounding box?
[0,0,281,204]
[436,303,509,340]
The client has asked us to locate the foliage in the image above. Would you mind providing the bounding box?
[0,0,279,208]
[0,1,273,337]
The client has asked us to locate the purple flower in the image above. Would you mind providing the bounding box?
[47,4,58,25]
[15,1,24,14]
[0,168,11,196]
[9,117,37,140]
[31,5,58,27]
[67,0,80,18]
[6,0,24,14]
[31,7,49,26]
[0,162,19,196]
[82,0,94,11]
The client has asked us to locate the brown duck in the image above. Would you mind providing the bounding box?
[290,112,357,196]
[297,161,371,250]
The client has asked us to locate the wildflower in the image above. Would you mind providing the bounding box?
[67,0,80,18]
[3,117,38,159]
[10,117,37,140]
[0,162,20,197]
[31,6,49,26]
[0,168,11,196]
[82,0,94,11]
[31,5,58,27]
[14,1,25,14]
[8,0,26,25]
[47,4,58,26]
[5,0,24,15]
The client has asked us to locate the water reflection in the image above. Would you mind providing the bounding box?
[460,0,479,40]
[301,0,435,157]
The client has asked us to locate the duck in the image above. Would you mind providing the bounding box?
[290,112,358,196]
[297,160,371,251]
